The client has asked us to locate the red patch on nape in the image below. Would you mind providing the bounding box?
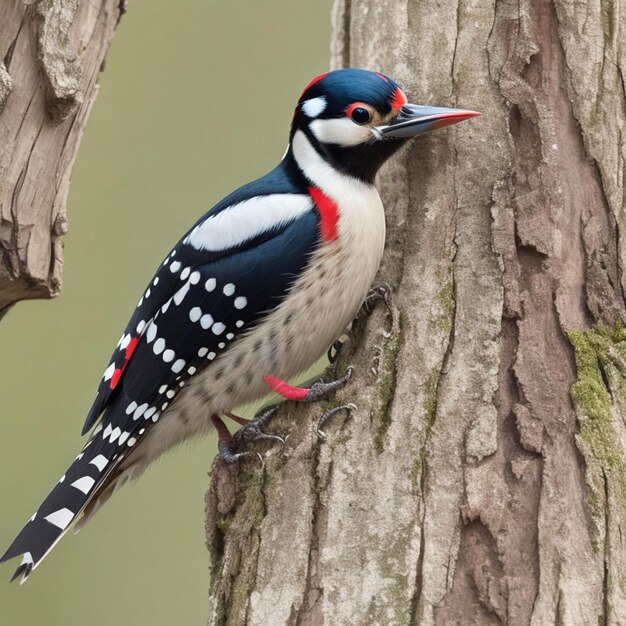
[308,186,339,242]
[375,72,390,83]
[109,336,141,390]
[263,375,309,401]
[391,87,408,110]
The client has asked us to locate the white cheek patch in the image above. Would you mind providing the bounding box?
[309,117,376,147]
[301,96,327,118]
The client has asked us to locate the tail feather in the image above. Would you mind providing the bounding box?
[1,441,121,583]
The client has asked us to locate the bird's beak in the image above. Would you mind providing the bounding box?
[378,104,480,139]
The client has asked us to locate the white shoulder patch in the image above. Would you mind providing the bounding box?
[302,96,327,118]
[185,194,313,252]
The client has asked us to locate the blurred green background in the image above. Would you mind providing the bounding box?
[0,1,332,623]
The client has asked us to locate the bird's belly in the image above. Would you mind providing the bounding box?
[137,187,385,462]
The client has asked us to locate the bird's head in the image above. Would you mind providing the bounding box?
[290,68,479,183]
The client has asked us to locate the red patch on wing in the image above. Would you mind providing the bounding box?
[126,336,140,359]
[263,374,309,401]
[110,368,123,390]
[109,336,141,390]
[391,87,408,110]
[308,186,339,242]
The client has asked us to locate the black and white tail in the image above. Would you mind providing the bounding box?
[0,436,119,583]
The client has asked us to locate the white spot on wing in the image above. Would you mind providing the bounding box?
[109,427,121,443]
[146,322,157,343]
[172,359,186,373]
[189,307,202,322]
[205,278,216,292]
[201,314,214,329]
[89,455,108,472]
[170,260,181,273]
[234,296,247,309]
[163,349,175,362]
[103,363,115,381]
[134,403,148,420]
[71,476,95,495]
[212,322,226,335]
[223,283,235,296]
[44,508,74,530]
[173,282,190,305]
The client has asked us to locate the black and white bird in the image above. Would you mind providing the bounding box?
[1,68,478,582]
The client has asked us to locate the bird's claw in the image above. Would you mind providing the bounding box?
[327,338,346,364]
[246,428,286,445]
[305,366,353,402]
[361,282,392,316]
[317,403,357,439]
[218,440,265,467]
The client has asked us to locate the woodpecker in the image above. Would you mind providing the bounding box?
[1,68,478,582]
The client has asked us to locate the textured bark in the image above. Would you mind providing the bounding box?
[0,0,124,316]
[206,1,626,624]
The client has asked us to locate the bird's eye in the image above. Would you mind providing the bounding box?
[350,107,371,124]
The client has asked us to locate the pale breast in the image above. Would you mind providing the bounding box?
[137,135,386,461]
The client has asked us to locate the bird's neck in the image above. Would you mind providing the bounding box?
[288,130,375,199]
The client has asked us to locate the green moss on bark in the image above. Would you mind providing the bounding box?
[373,312,403,452]
[568,325,626,542]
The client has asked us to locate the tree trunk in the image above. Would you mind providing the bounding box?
[206,0,626,624]
[0,0,124,317]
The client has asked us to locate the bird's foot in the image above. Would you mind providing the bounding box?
[232,404,286,445]
[360,282,392,316]
[217,438,263,465]
[317,403,357,439]
[263,367,353,403]
[304,367,353,402]
[327,337,346,364]
[212,414,264,465]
